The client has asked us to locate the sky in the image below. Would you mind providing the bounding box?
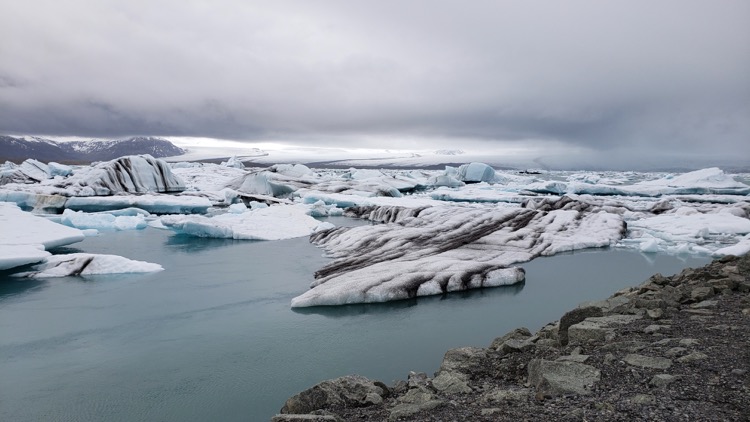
[1,0,749,169]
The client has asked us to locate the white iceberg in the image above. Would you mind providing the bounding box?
[61,155,186,196]
[0,202,85,269]
[60,209,148,231]
[14,253,163,278]
[160,204,329,241]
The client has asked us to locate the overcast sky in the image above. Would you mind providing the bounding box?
[1,1,748,168]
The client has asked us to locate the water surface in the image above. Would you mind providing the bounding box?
[0,224,709,421]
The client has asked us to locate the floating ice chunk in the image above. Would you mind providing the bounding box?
[0,202,85,269]
[230,172,297,197]
[228,202,248,213]
[160,204,325,240]
[19,159,50,181]
[60,209,148,231]
[271,163,313,178]
[65,194,211,214]
[426,174,465,188]
[628,167,750,196]
[640,238,660,253]
[14,253,163,278]
[629,213,750,242]
[457,162,497,183]
[713,234,750,257]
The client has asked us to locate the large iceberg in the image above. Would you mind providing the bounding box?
[291,197,626,307]
[61,155,186,196]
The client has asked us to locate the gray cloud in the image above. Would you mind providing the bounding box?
[1,0,748,168]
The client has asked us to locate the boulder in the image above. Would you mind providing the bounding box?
[559,306,604,346]
[622,354,673,370]
[435,347,487,376]
[527,359,601,397]
[280,375,389,414]
[567,314,642,345]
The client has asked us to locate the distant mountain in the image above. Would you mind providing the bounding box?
[0,135,186,164]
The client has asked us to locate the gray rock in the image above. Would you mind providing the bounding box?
[480,408,502,416]
[631,394,657,405]
[527,359,601,397]
[388,388,444,421]
[406,371,430,389]
[556,354,591,363]
[647,308,665,320]
[622,354,673,370]
[559,306,604,346]
[567,314,641,345]
[481,388,529,403]
[431,372,471,394]
[436,347,487,376]
[498,337,536,354]
[489,327,531,350]
[601,340,649,352]
[644,324,671,334]
[665,347,688,358]
[690,286,714,302]
[691,300,718,309]
[280,375,389,414]
[678,338,699,347]
[650,374,678,387]
[676,352,708,363]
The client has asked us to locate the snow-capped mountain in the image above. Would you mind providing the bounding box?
[0,135,185,163]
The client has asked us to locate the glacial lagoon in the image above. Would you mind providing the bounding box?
[0,219,709,421]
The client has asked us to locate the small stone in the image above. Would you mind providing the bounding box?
[708,324,738,331]
[742,308,750,316]
[482,388,529,403]
[271,415,338,422]
[676,352,708,363]
[556,354,590,363]
[562,408,585,421]
[647,308,664,319]
[652,338,674,346]
[731,369,747,375]
[650,374,678,387]
[690,286,714,302]
[678,338,699,347]
[631,394,657,405]
[644,324,671,334]
[665,347,688,358]
[604,353,616,365]
[623,354,673,370]
[690,300,718,309]
[480,408,502,416]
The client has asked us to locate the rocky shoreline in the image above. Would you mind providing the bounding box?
[273,254,750,421]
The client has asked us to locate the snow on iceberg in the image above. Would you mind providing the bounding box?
[14,253,163,278]
[160,204,329,241]
[626,167,750,196]
[291,197,625,307]
[0,202,85,269]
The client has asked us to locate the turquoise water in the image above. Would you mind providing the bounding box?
[0,221,709,421]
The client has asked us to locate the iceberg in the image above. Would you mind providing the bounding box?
[291,197,626,307]
[14,253,163,278]
[60,209,148,231]
[61,155,186,196]
[456,162,497,183]
[160,204,329,241]
[65,194,211,214]
[0,202,85,269]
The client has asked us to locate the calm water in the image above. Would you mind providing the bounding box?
[0,220,709,422]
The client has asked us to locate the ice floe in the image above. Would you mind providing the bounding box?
[160,204,329,241]
[0,202,85,269]
[14,253,163,278]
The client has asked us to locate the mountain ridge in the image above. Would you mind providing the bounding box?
[0,135,185,164]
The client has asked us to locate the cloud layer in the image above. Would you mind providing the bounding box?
[1,0,748,168]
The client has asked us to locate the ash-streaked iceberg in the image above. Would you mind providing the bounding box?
[0,202,85,269]
[14,253,163,278]
[291,197,626,307]
[160,204,330,241]
[61,155,186,196]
